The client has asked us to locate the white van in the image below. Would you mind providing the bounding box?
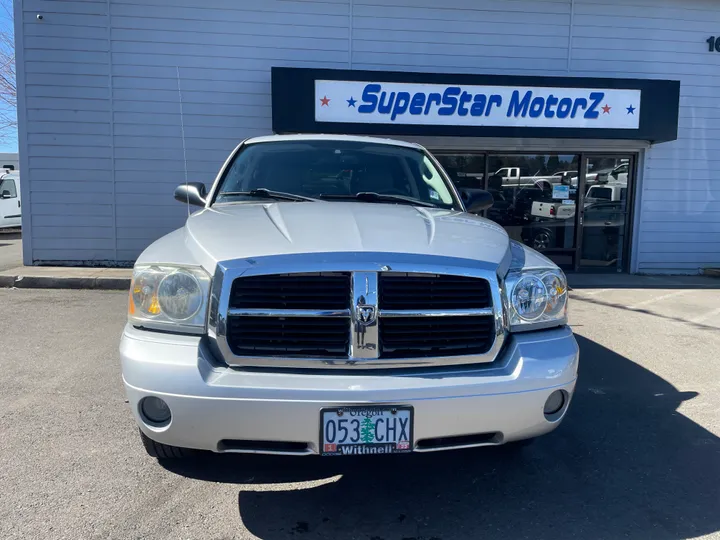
[0,168,21,229]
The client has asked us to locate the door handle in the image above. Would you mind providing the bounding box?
[604,221,612,225]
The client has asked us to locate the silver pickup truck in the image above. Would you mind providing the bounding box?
[120,135,578,459]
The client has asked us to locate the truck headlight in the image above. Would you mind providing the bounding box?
[503,269,568,332]
[128,265,211,333]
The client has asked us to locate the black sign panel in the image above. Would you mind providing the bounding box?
[272,67,679,143]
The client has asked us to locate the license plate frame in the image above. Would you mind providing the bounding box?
[320,405,414,456]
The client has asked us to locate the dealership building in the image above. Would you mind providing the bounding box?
[13,0,720,273]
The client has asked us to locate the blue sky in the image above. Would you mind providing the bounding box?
[0,6,16,153]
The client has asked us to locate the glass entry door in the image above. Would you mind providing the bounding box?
[578,155,634,271]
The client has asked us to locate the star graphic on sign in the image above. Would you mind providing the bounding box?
[627,105,636,115]
[602,104,612,114]
[320,95,330,107]
[347,96,357,107]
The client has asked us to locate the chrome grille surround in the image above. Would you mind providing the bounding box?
[208,252,507,369]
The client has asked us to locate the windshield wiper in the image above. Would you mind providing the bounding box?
[217,188,318,202]
[318,192,438,208]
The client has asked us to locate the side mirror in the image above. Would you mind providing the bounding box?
[174,182,207,207]
[460,188,494,213]
[1,190,11,199]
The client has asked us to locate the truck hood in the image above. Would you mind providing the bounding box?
[173,202,510,269]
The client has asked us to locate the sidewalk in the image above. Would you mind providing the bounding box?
[0,265,132,290]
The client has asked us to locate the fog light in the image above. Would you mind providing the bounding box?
[140,396,171,425]
[543,390,566,416]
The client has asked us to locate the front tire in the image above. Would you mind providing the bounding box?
[532,230,552,250]
[139,429,194,459]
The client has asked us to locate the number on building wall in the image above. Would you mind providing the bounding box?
[708,36,720,52]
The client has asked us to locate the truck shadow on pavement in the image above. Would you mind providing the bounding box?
[162,335,720,540]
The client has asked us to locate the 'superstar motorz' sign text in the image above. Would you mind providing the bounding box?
[315,80,641,129]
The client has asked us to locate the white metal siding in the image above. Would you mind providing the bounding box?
[351,0,572,75]
[16,1,110,262]
[16,0,720,272]
[570,0,720,272]
[18,0,351,263]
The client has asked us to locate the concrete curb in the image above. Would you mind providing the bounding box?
[0,274,130,290]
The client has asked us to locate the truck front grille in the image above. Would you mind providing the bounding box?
[229,273,350,310]
[227,316,349,357]
[380,316,495,358]
[379,274,491,310]
[221,270,500,367]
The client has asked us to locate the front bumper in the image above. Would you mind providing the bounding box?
[121,325,578,454]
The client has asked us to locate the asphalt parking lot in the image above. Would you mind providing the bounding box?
[1,285,719,540]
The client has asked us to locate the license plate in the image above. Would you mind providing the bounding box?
[320,406,413,456]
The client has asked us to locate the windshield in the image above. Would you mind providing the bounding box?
[213,140,459,209]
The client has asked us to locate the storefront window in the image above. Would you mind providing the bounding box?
[485,155,579,267]
[433,151,634,271]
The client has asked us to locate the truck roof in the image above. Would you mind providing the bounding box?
[244,134,423,150]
